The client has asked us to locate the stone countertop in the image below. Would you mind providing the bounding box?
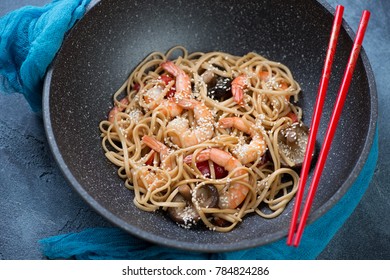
[0,0,388,259]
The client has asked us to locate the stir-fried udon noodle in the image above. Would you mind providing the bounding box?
[99,46,305,232]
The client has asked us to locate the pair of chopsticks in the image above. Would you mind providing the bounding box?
[287,5,371,247]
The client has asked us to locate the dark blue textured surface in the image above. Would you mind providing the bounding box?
[0,0,388,259]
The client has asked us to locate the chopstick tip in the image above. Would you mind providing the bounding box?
[363,10,371,18]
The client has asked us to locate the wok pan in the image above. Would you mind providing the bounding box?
[43,0,377,252]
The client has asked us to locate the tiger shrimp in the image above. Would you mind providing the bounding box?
[231,74,250,106]
[142,135,175,170]
[135,136,175,191]
[142,84,183,119]
[258,70,289,90]
[141,61,193,119]
[160,60,192,100]
[167,98,214,148]
[184,148,249,209]
[108,97,129,122]
[218,117,267,165]
[232,71,290,105]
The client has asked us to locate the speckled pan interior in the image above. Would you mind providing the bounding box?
[43,0,377,252]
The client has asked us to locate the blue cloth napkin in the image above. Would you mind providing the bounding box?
[1,0,378,260]
[0,0,91,112]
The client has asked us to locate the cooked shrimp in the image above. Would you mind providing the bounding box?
[258,70,291,103]
[185,148,249,209]
[135,167,167,191]
[141,60,192,118]
[142,135,175,170]
[258,70,289,90]
[135,136,175,191]
[218,117,266,164]
[142,85,183,119]
[167,99,214,148]
[161,61,191,100]
[108,97,129,122]
[231,74,249,106]
[161,99,184,118]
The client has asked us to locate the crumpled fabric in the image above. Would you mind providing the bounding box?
[39,130,378,260]
[0,0,91,112]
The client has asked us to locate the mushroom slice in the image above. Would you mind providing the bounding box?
[277,122,309,167]
[207,76,233,101]
[201,70,216,84]
[167,191,200,227]
[193,184,219,209]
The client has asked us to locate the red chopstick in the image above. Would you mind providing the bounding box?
[287,8,371,247]
[287,5,344,246]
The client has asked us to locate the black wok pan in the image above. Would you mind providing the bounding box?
[43,0,377,252]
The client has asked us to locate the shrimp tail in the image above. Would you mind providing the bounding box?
[184,150,209,164]
[195,149,213,163]
[218,117,235,128]
[142,135,165,153]
[108,97,129,122]
[231,75,248,105]
[218,117,251,135]
[161,61,180,76]
[232,85,244,105]
[142,135,174,170]
[161,61,191,99]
